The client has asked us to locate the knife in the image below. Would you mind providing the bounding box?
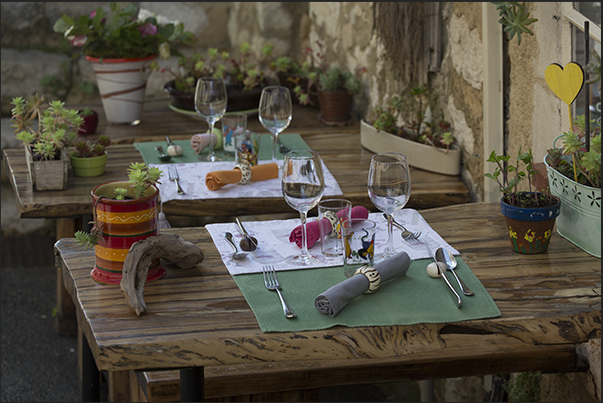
[235,218,258,251]
[425,241,462,308]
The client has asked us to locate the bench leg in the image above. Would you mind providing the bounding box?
[180,367,204,402]
[81,327,100,402]
[55,217,78,336]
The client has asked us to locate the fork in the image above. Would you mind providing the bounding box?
[168,165,185,195]
[383,213,421,240]
[262,265,296,318]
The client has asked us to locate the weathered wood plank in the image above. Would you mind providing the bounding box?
[55,203,600,374]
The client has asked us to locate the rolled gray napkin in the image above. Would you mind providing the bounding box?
[315,252,411,317]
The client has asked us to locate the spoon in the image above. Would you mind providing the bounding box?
[223,232,248,260]
[435,247,474,296]
[425,242,462,308]
[277,137,291,154]
[155,146,171,162]
[235,218,258,251]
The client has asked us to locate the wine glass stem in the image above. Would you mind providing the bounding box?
[207,122,216,159]
[299,211,311,259]
[386,214,395,254]
[272,133,278,163]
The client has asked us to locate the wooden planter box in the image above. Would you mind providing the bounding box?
[360,119,461,176]
[25,147,68,191]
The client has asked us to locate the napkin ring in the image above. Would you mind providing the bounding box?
[324,211,340,235]
[354,265,381,294]
[234,163,252,185]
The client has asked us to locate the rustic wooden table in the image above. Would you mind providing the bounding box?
[54,203,601,402]
[3,98,470,335]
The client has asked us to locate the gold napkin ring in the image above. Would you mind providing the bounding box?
[354,265,381,294]
[324,211,340,236]
[234,163,252,185]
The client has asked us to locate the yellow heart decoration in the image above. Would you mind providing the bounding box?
[545,62,584,106]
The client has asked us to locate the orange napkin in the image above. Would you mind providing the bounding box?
[206,163,279,190]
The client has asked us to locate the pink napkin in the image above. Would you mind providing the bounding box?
[289,205,369,249]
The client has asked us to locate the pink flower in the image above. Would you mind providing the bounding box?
[90,10,96,18]
[138,23,157,38]
[71,35,87,47]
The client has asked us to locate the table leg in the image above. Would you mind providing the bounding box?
[55,217,78,335]
[81,328,100,402]
[180,367,205,402]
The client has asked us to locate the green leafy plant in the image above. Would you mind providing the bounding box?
[485,147,557,208]
[493,2,538,45]
[74,162,163,249]
[156,42,274,93]
[367,85,456,150]
[71,135,111,158]
[10,94,83,161]
[546,115,601,188]
[294,41,366,105]
[53,2,194,59]
[502,372,540,402]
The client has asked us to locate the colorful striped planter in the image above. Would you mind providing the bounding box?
[90,181,165,285]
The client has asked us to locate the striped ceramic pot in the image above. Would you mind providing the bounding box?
[90,181,165,285]
[86,55,156,125]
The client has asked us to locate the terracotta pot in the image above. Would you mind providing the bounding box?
[86,55,156,125]
[77,109,99,135]
[90,181,165,285]
[69,152,107,177]
[317,89,353,125]
[500,193,561,254]
[164,80,263,113]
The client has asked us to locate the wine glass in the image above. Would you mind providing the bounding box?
[195,77,227,162]
[259,86,292,164]
[282,150,325,266]
[367,152,411,261]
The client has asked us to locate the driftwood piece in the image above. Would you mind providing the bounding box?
[120,233,204,315]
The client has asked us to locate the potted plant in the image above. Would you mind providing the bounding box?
[485,147,561,254]
[361,85,462,175]
[159,42,274,113]
[295,41,367,125]
[53,2,194,125]
[74,162,166,284]
[271,56,319,107]
[69,135,111,177]
[77,107,99,135]
[543,115,601,257]
[10,94,83,191]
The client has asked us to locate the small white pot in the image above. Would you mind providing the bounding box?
[360,119,461,176]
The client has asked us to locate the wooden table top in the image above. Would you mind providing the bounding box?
[54,202,601,375]
[3,98,470,219]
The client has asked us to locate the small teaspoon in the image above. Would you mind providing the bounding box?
[223,232,248,260]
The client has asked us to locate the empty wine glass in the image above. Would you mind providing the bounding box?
[282,150,325,266]
[259,86,292,164]
[195,77,227,162]
[367,152,411,261]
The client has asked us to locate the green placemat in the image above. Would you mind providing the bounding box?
[232,258,501,333]
[134,133,311,165]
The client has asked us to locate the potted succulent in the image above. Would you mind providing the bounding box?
[69,135,111,177]
[271,56,319,107]
[485,147,560,254]
[159,42,274,113]
[10,94,83,191]
[53,2,193,125]
[361,85,461,175]
[74,162,166,284]
[543,115,601,257]
[295,41,367,125]
[76,107,99,135]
